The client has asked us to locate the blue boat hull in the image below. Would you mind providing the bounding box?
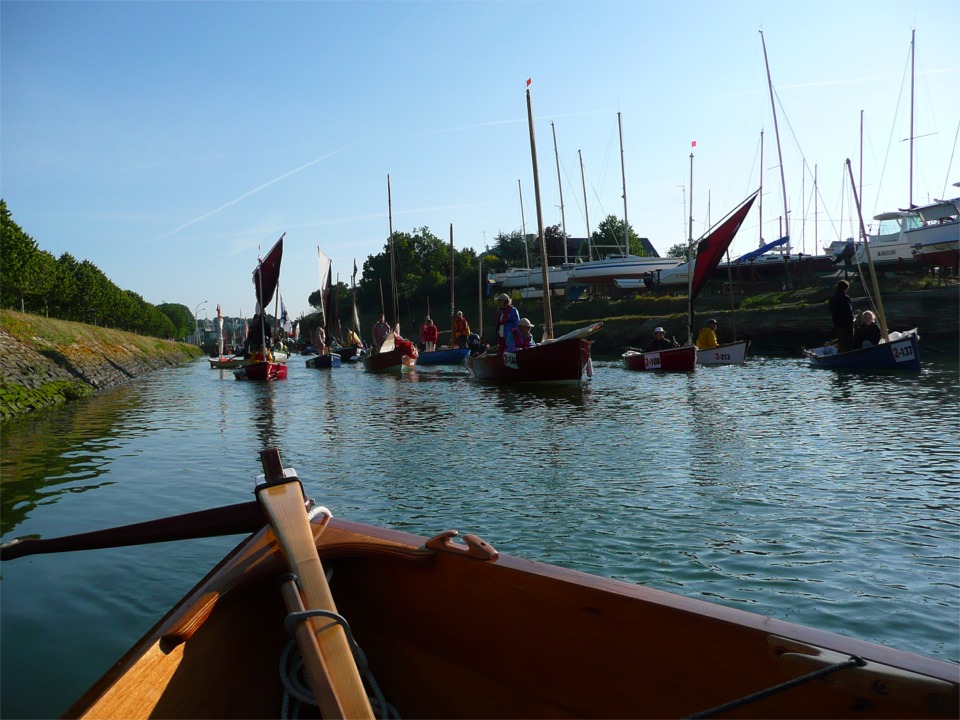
[416,347,470,366]
[805,333,920,371]
[305,353,342,369]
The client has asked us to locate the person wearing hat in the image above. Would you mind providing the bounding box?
[506,317,538,351]
[829,279,855,352]
[494,292,520,354]
[644,326,679,352]
[695,318,720,350]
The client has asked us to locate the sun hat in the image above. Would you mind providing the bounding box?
[518,318,534,328]
[495,293,510,302]
[654,326,665,333]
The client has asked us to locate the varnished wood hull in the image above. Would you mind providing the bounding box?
[465,339,592,384]
[360,348,416,373]
[67,516,959,719]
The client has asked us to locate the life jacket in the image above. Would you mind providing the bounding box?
[510,327,533,349]
[454,317,470,336]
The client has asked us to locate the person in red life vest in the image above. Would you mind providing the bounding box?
[506,317,538,351]
[494,293,520,354]
[420,317,438,352]
[452,311,471,348]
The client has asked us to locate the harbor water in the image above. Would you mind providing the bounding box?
[1,351,958,718]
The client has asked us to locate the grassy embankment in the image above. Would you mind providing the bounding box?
[1,310,204,421]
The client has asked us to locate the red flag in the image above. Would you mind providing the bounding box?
[691,140,697,147]
[526,78,532,87]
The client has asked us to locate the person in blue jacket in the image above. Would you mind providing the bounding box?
[494,293,520,354]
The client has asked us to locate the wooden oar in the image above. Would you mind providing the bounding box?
[0,501,267,561]
[255,448,374,720]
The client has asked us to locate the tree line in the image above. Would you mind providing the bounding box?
[1,200,191,338]
[3,195,662,341]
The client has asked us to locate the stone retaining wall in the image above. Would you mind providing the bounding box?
[0,329,201,422]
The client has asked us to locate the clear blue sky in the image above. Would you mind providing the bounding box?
[2,1,957,322]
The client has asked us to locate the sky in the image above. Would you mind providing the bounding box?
[2,0,958,322]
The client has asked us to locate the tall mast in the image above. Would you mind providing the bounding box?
[518,179,530,269]
[759,130,764,247]
[578,149,592,260]
[847,159,889,342]
[526,85,553,339]
[449,223,455,350]
[909,28,915,208]
[387,174,398,327]
[760,30,790,253]
[551,121,568,263]
[686,152,695,346]
[618,112,629,255]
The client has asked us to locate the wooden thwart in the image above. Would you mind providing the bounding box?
[256,449,374,719]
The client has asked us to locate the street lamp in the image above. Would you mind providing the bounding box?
[194,300,207,345]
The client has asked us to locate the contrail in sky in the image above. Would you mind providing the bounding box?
[155,149,343,240]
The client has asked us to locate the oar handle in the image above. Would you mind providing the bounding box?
[0,501,265,561]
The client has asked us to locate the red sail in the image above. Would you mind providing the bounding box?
[253,235,284,311]
[690,191,758,301]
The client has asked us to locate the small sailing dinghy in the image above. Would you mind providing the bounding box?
[804,161,922,372]
[2,447,956,719]
[234,236,288,381]
[622,344,697,372]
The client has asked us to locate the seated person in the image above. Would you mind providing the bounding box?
[853,310,882,347]
[506,318,538,351]
[645,326,679,352]
[695,319,720,350]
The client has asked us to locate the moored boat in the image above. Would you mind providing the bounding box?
[622,344,696,372]
[698,340,750,366]
[465,323,601,384]
[5,448,955,719]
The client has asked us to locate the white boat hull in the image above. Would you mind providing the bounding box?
[567,255,682,285]
[697,340,749,365]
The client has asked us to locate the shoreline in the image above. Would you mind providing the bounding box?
[1,310,204,423]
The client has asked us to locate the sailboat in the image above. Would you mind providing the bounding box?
[854,32,959,271]
[621,192,758,373]
[306,248,342,369]
[234,235,288,381]
[207,305,248,369]
[361,175,418,373]
[465,83,602,384]
[804,161,921,371]
[418,224,470,367]
[565,113,681,288]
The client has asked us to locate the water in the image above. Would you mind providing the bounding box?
[2,353,958,718]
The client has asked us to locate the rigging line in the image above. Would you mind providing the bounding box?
[875,38,914,212]
[943,119,959,200]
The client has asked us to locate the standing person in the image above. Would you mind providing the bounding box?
[829,280,855,353]
[695,319,720,350]
[315,326,327,355]
[494,293,520,354]
[644,327,679,352]
[853,310,882,348]
[452,311,471,348]
[506,318,538,351]
[420,317,438,352]
[372,314,390,354]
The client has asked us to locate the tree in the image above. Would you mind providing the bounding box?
[0,199,40,310]
[158,303,194,338]
[591,215,645,256]
[490,230,530,269]
[666,243,690,259]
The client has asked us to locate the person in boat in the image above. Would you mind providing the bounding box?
[853,310,882,348]
[494,293,520,354]
[315,326,328,355]
[506,318,537,351]
[453,311,471,348]
[829,279,855,353]
[466,332,485,356]
[344,327,364,349]
[371,314,390,354]
[695,319,720,350]
[645,327,679,352]
[420,317,438,353]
